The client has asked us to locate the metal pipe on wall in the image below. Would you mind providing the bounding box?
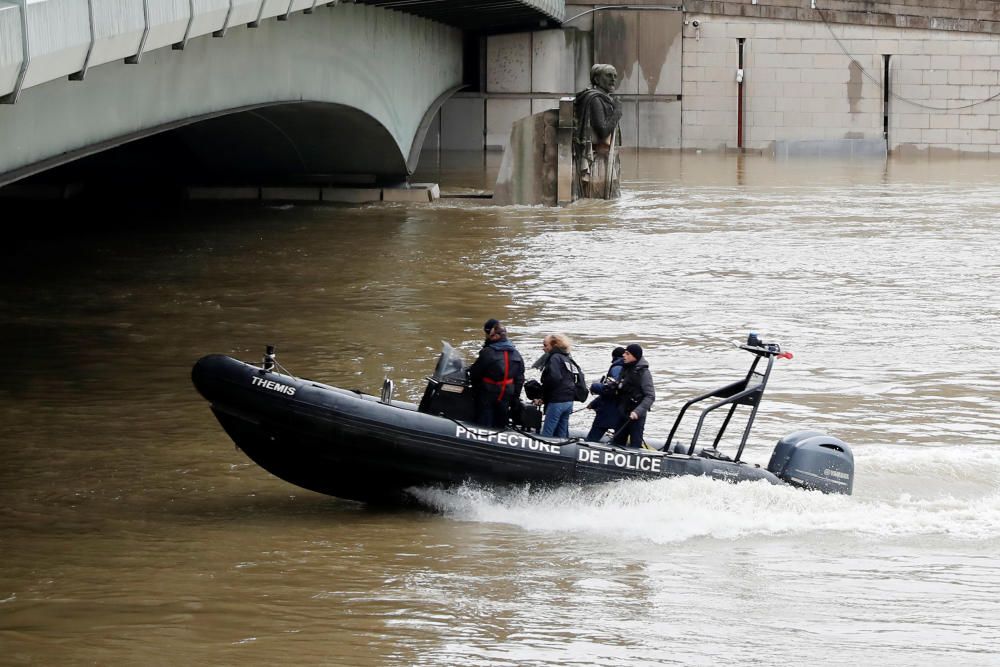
[737,37,745,149]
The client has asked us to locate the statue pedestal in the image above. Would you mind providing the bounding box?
[492,97,576,207]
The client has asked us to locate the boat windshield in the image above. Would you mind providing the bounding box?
[432,342,468,382]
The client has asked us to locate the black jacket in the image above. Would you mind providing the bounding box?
[589,358,625,429]
[540,350,578,404]
[469,339,524,402]
[616,357,655,418]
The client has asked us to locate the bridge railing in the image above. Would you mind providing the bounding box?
[0,0,324,103]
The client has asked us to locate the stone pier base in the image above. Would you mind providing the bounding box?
[185,183,440,204]
[492,98,574,207]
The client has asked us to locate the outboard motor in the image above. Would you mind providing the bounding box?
[767,430,854,495]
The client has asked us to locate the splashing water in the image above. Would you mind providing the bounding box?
[412,443,1000,544]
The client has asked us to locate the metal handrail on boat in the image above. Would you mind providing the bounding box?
[665,342,789,462]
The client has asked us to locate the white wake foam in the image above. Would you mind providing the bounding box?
[410,468,1000,544]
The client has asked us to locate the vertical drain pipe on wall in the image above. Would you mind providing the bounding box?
[737,38,746,149]
[882,54,891,151]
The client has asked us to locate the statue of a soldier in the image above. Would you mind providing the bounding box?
[573,64,623,199]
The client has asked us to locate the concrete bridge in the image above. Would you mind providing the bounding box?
[0,0,564,190]
[4,0,998,194]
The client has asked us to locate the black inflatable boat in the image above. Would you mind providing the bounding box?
[191,336,854,503]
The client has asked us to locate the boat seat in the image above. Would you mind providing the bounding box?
[697,447,733,462]
[666,441,698,456]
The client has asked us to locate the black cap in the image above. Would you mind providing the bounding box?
[626,344,643,360]
[612,346,626,359]
[483,319,499,334]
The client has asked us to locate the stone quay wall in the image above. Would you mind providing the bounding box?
[423,1,1000,157]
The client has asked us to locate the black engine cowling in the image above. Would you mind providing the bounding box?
[767,430,854,494]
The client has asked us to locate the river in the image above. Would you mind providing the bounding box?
[1,151,998,665]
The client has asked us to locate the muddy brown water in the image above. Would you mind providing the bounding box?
[1,151,998,665]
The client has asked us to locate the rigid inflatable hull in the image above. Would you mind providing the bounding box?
[192,355,782,503]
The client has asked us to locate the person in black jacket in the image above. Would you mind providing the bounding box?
[611,344,655,448]
[585,346,626,442]
[533,333,578,438]
[469,319,525,429]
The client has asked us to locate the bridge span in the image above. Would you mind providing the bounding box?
[0,0,564,190]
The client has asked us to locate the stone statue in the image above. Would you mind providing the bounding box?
[573,64,623,199]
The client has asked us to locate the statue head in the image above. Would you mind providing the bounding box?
[590,64,618,94]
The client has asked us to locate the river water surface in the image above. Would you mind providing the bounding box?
[1,152,998,665]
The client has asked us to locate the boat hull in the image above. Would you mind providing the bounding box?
[192,354,783,503]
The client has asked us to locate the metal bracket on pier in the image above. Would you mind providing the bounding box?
[173,0,195,49]
[279,0,295,21]
[213,0,235,37]
[0,0,29,104]
[305,0,319,14]
[249,0,267,28]
[69,0,96,81]
[124,0,151,64]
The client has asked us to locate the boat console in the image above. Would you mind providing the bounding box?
[418,342,476,422]
[417,342,542,431]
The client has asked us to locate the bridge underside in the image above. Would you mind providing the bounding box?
[0,4,463,190]
[175,103,413,181]
[21,101,422,193]
[357,0,564,31]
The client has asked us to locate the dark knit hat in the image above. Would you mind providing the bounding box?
[625,343,643,360]
[483,319,499,334]
[612,346,626,359]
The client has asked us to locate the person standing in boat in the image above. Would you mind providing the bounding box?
[469,319,525,429]
[585,346,626,442]
[532,334,578,438]
[610,344,655,448]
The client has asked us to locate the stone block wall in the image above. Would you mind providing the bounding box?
[683,13,1000,156]
[422,2,1000,159]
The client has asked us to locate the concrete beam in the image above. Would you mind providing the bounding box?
[0,4,462,186]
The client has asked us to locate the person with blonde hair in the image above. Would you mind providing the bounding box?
[533,333,578,437]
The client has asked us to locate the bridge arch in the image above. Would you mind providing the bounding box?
[0,4,462,187]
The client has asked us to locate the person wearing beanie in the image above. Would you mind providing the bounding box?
[585,345,627,442]
[469,320,525,428]
[611,343,655,448]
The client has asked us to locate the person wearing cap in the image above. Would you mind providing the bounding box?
[611,344,655,448]
[469,320,525,429]
[585,346,626,442]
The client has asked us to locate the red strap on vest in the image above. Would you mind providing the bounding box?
[481,350,512,402]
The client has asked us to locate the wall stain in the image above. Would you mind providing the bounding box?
[639,13,678,94]
[848,61,863,114]
[595,12,636,93]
